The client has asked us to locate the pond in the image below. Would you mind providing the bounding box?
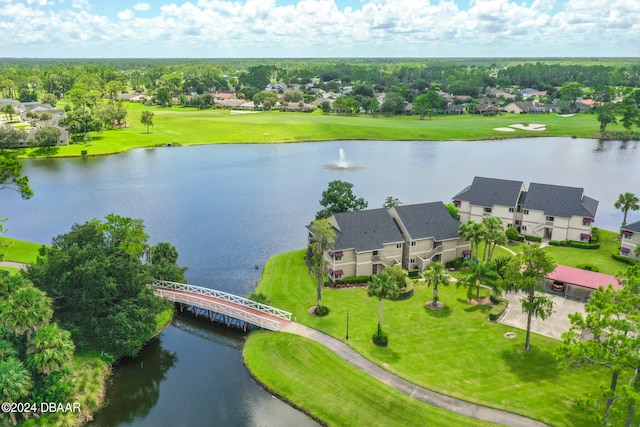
[2,138,638,425]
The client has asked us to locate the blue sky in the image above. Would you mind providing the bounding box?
[0,0,638,58]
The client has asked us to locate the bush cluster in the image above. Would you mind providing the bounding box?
[489,293,509,321]
[524,235,542,243]
[576,264,600,272]
[407,269,421,279]
[333,275,372,286]
[372,325,388,347]
[612,253,639,265]
[549,240,600,249]
[445,258,465,270]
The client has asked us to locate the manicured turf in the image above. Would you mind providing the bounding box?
[542,229,630,276]
[18,103,612,158]
[0,236,44,264]
[253,249,609,427]
[244,332,499,427]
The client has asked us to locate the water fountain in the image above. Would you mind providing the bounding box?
[334,148,350,168]
[325,148,363,171]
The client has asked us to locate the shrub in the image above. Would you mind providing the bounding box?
[524,235,542,242]
[247,292,269,304]
[315,305,330,316]
[576,264,600,272]
[489,292,509,321]
[407,269,421,279]
[392,283,415,300]
[505,227,520,242]
[591,227,600,243]
[567,240,600,249]
[372,325,388,347]
[548,240,566,247]
[445,258,465,270]
[612,253,639,265]
[334,275,371,286]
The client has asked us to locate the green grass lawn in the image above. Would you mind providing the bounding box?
[253,249,609,427]
[244,332,499,427]
[0,236,44,264]
[542,229,629,276]
[18,103,611,158]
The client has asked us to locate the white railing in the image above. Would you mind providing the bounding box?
[151,281,292,330]
[422,245,443,260]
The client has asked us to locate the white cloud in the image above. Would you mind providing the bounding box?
[133,2,150,11]
[0,0,639,57]
[118,8,135,20]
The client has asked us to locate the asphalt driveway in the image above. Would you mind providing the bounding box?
[498,291,586,340]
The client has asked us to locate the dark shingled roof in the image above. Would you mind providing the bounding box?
[331,208,404,252]
[522,183,598,218]
[394,202,461,241]
[622,220,640,233]
[452,177,524,207]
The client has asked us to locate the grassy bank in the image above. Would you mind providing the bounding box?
[19,103,614,158]
[244,332,498,427]
[249,249,608,427]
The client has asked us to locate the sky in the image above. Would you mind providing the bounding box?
[0,0,639,58]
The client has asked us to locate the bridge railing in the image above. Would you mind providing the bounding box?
[152,280,292,321]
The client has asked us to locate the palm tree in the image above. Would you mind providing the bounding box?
[27,323,75,375]
[306,219,336,314]
[459,220,485,260]
[615,192,640,227]
[482,216,507,262]
[368,271,400,330]
[0,340,17,361]
[458,259,500,301]
[0,357,33,425]
[3,285,53,341]
[424,262,449,307]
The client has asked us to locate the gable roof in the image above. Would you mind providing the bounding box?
[394,202,460,241]
[622,220,640,233]
[523,183,598,218]
[453,176,524,208]
[329,208,404,252]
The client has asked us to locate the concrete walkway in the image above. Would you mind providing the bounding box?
[281,322,548,427]
[0,261,28,270]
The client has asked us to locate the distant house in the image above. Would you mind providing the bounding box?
[445,103,464,115]
[503,101,560,114]
[475,104,500,115]
[307,202,470,281]
[453,177,599,242]
[620,220,640,262]
[266,83,287,91]
[520,88,548,98]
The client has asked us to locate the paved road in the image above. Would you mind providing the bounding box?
[281,322,549,427]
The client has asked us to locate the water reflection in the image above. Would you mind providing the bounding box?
[90,338,178,426]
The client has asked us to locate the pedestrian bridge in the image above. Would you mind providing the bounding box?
[151,280,292,332]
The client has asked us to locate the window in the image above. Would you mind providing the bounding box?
[515,220,521,225]
[484,207,492,213]
[509,207,515,213]
[546,216,555,222]
[623,231,633,240]
[582,220,590,227]
[373,250,379,256]
[507,223,513,228]
[411,241,417,247]
[396,243,402,249]
[410,258,416,264]
[523,209,529,215]
[521,225,528,231]
[335,255,342,261]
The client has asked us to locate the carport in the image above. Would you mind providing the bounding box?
[545,265,621,302]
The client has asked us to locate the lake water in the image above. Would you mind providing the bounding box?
[2,138,638,425]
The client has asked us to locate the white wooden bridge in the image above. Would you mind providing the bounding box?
[151,280,292,332]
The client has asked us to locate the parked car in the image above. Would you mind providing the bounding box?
[551,281,565,292]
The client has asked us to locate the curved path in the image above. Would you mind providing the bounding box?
[281,322,549,427]
[0,261,28,270]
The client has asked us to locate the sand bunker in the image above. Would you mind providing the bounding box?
[494,127,516,132]
[230,110,259,114]
[558,114,575,118]
[509,123,546,131]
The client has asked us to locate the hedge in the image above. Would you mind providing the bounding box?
[407,269,421,279]
[612,253,639,266]
[549,240,600,249]
[524,235,542,242]
[489,292,509,321]
[334,275,372,285]
[576,264,600,272]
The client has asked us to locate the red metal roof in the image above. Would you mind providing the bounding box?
[547,265,621,290]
